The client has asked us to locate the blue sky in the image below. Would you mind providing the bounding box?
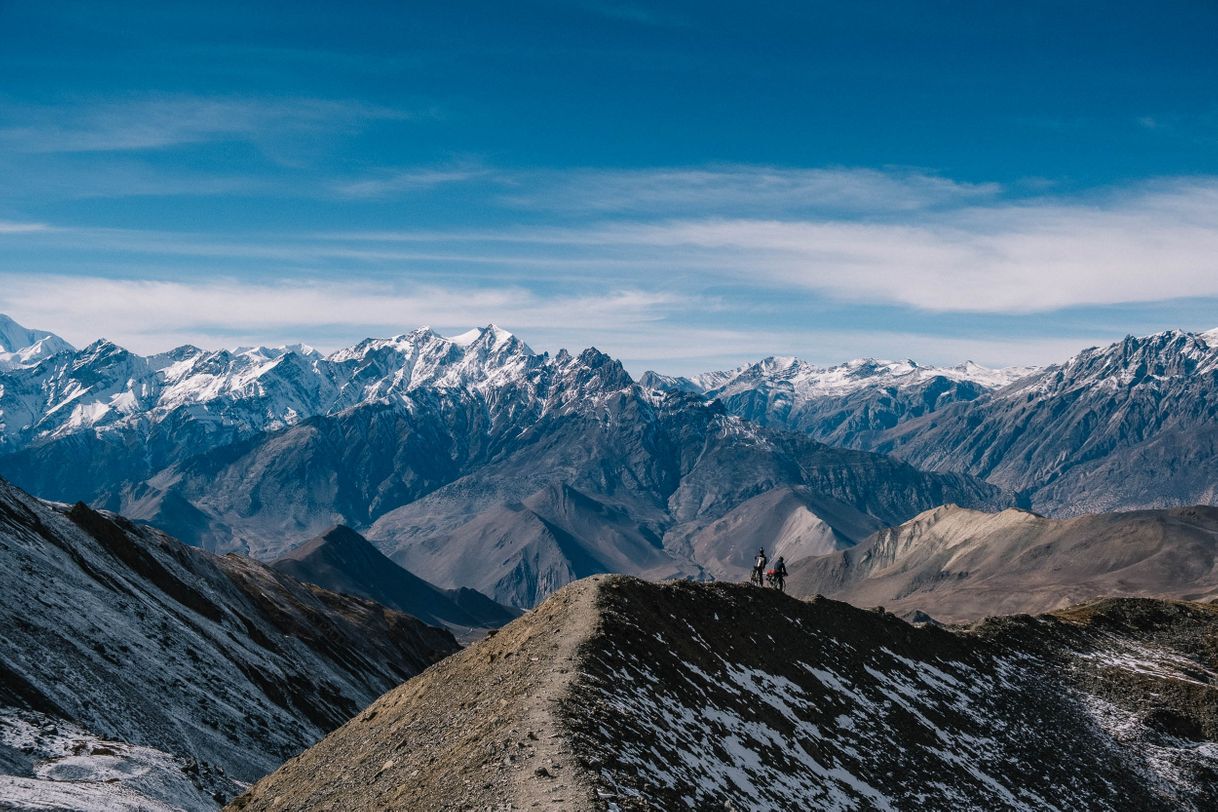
[1,1,1216,374]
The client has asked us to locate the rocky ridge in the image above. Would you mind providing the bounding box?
[229,576,1218,811]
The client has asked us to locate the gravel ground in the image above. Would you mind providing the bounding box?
[228,576,608,811]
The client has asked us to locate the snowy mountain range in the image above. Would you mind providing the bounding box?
[0,315,1007,606]
[640,354,1037,448]
[3,314,1217,605]
[642,354,1034,400]
[646,327,1218,514]
[0,321,541,454]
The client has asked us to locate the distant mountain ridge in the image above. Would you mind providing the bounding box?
[271,525,518,636]
[641,354,1037,450]
[641,354,1034,398]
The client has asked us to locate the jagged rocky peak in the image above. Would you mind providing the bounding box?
[1030,328,1218,394]
[551,346,634,395]
[230,576,1218,811]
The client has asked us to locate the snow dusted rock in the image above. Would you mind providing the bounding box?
[641,354,1036,448]
[229,576,1218,811]
[872,329,1218,515]
[0,475,458,810]
[0,315,74,371]
[0,709,234,812]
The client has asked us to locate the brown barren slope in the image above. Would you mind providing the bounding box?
[228,576,607,812]
[787,503,1218,622]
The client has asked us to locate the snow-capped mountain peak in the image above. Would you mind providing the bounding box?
[667,354,1031,401]
[0,313,75,370]
[0,323,571,454]
[638,351,1045,450]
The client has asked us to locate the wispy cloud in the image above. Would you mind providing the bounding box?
[0,94,416,154]
[0,275,698,356]
[312,175,1218,314]
[0,271,1123,375]
[637,182,1218,313]
[332,166,492,198]
[5,169,1217,372]
[0,221,51,234]
[497,165,1001,216]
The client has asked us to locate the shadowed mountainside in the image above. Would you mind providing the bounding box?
[271,524,518,637]
[0,476,457,811]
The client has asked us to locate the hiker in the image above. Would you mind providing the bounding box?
[768,556,787,592]
[751,547,767,586]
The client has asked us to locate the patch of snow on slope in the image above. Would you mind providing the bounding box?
[1082,694,1218,801]
[0,710,238,812]
[445,328,483,347]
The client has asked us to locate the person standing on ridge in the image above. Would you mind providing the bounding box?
[769,556,788,592]
[751,548,767,586]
